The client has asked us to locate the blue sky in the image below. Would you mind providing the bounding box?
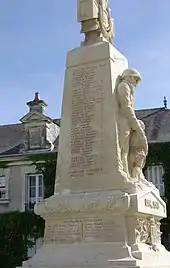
[0,0,170,124]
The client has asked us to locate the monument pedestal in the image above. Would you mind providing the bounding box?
[22,188,169,268]
[21,42,170,268]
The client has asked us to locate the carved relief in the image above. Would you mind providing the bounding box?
[35,191,130,216]
[78,0,114,45]
[156,220,162,244]
[135,217,161,251]
[115,68,149,183]
[135,218,149,244]
[147,217,157,250]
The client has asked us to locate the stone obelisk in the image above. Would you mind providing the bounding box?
[21,1,170,268]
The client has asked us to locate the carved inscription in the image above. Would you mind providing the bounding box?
[144,199,159,210]
[45,219,82,244]
[45,223,56,243]
[83,217,116,242]
[70,64,105,178]
[45,217,117,244]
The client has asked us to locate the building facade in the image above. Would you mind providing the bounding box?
[0,93,60,214]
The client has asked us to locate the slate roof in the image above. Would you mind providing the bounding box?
[0,107,169,157]
[55,108,170,143]
[136,107,170,143]
[0,119,60,157]
[0,123,24,154]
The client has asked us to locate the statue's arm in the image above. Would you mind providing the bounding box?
[117,82,139,131]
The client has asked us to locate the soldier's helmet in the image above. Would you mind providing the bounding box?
[121,68,142,81]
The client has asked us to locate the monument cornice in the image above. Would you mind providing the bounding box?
[35,190,130,216]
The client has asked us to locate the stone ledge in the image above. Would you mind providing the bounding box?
[35,190,130,216]
[0,198,10,204]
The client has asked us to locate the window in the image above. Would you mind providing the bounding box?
[29,128,42,149]
[0,176,6,199]
[145,165,164,197]
[25,174,43,210]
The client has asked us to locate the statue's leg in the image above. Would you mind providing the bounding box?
[120,131,130,177]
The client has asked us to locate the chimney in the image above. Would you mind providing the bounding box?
[163,96,168,109]
[26,92,47,114]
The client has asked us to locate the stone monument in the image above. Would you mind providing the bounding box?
[21,1,170,267]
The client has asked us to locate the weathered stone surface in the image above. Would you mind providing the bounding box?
[130,190,166,217]
[35,190,130,215]
[77,0,114,45]
[55,42,130,194]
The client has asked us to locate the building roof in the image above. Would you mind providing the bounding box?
[0,119,60,158]
[136,107,170,143]
[0,107,169,158]
[0,123,24,154]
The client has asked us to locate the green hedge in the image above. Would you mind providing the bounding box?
[0,211,44,268]
[0,153,57,268]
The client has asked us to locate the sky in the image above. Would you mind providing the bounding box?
[0,0,170,124]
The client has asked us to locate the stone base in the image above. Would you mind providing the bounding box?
[21,243,170,268]
[21,188,170,268]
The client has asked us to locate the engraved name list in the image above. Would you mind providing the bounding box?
[69,63,106,178]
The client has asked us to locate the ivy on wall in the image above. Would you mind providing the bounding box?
[27,152,57,198]
[146,142,170,206]
[0,160,11,169]
[0,153,57,267]
[0,152,57,199]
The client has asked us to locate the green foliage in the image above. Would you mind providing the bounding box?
[0,153,56,267]
[146,142,170,250]
[146,142,170,211]
[27,152,57,198]
[0,211,44,268]
[0,160,11,169]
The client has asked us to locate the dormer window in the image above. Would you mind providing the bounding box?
[29,128,42,149]
[20,92,59,152]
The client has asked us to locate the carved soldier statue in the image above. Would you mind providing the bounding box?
[129,119,148,181]
[115,68,146,178]
[77,0,114,45]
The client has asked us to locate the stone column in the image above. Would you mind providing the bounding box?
[55,41,128,194]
